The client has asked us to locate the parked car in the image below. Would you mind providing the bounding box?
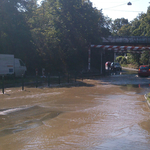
[110,62,122,71]
[138,65,150,77]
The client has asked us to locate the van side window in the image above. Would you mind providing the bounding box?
[19,60,25,66]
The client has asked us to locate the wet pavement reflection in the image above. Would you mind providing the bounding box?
[1,69,150,149]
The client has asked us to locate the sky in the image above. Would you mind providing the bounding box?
[91,0,150,21]
[38,0,150,22]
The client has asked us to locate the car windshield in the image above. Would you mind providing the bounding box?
[140,66,149,70]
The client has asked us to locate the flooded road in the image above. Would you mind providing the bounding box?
[1,70,150,150]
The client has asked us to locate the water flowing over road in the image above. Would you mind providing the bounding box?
[0,70,150,150]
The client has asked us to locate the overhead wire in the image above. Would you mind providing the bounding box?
[103,2,127,10]
[105,9,143,13]
[102,0,142,10]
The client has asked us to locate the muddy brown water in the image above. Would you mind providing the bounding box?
[1,71,150,150]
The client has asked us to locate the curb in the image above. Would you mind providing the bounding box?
[144,94,150,108]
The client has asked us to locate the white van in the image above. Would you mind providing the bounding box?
[0,54,27,77]
[14,58,27,77]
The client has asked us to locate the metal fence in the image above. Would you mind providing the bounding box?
[0,72,103,94]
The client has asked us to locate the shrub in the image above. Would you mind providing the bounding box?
[116,56,127,64]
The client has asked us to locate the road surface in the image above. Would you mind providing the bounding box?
[0,69,150,150]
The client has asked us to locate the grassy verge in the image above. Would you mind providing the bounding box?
[121,64,139,69]
[146,93,150,103]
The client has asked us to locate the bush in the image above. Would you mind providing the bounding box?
[116,56,127,64]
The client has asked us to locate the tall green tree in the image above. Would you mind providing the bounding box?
[0,0,37,72]
[140,51,150,65]
[0,0,111,73]
[118,24,131,36]
[39,0,108,72]
[111,18,129,36]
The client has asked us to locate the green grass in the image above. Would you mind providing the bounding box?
[147,93,150,103]
[121,63,139,69]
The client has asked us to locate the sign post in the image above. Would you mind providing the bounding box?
[35,68,38,88]
[88,46,91,71]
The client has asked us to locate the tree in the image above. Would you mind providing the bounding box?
[0,0,38,72]
[118,24,131,36]
[111,18,129,35]
[45,0,108,72]
[103,16,113,33]
[140,51,150,65]
[0,0,111,74]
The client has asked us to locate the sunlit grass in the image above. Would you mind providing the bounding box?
[121,63,139,69]
[147,93,150,103]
